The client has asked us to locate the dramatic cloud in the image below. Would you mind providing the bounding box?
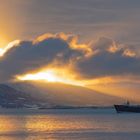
[75,37,140,79]
[0,33,83,81]
[0,33,140,82]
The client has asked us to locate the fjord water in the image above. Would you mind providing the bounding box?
[0,108,140,140]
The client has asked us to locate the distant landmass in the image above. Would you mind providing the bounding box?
[0,81,124,108]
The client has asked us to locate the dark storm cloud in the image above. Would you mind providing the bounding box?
[76,48,140,78]
[75,37,140,79]
[0,34,82,81]
[0,33,140,82]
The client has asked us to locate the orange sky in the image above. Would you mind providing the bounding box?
[0,0,140,102]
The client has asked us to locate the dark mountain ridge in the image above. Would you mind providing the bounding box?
[0,81,124,108]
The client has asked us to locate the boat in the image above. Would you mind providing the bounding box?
[114,101,140,113]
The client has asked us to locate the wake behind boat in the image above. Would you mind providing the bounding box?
[114,101,140,113]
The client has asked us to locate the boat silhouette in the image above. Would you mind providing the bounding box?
[114,101,140,113]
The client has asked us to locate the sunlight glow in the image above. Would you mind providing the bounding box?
[16,69,116,87]
[19,71,60,82]
[17,69,85,86]
[0,40,20,57]
[0,48,3,56]
[0,37,8,49]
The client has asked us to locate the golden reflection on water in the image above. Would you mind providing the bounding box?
[0,115,27,140]
[0,114,92,140]
[0,114,94,140]
[25,115,92,132]
[0,116,22,133]
[0,110,139,140]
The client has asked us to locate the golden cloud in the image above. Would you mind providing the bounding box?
[0,33,139,86]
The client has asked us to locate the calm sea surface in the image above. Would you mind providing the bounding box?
[0,108,140,140]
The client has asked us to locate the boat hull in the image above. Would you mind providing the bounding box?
[114,105,140,113]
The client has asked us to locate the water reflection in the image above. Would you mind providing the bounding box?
[0,115,27,134]
[0,112,100,140]
[0,109,140,140]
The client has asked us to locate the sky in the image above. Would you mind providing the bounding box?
[0,0,140,101]
[1,0,140,46]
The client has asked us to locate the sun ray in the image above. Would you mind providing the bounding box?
[16,69,85,86]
